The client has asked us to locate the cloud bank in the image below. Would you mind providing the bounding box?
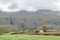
[0,0,60,12]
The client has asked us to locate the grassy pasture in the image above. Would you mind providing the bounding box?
[0,35,60,40]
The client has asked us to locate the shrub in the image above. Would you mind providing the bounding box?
[42,24,47,32]
[34,29,40,33]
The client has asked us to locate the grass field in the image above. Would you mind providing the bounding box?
[0,35,60,40]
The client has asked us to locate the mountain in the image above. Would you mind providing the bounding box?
[0,9,60,30]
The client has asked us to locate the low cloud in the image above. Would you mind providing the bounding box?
[0,0,60,12]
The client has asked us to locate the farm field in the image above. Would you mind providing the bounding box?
[0,35,60,40]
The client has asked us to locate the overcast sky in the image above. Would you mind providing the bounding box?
[0,0,60,12]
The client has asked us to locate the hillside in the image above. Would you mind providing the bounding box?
[0,9,60,30]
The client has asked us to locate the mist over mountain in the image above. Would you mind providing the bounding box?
[1,0,60,34]
[0,9,60,16]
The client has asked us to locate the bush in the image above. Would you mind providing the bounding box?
[42,24,47,32]
[34,29,40,33]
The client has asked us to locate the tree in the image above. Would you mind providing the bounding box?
[7,17,15,25]
[34,22,37,29]
[21,23,25,29]
[42,24,47,32]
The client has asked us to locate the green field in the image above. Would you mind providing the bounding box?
[0,35,60,40]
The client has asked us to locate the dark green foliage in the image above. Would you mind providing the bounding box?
[42,24,47,32]
[34,29,39,33]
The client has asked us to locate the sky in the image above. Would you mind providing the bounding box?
[0,0,60,12]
